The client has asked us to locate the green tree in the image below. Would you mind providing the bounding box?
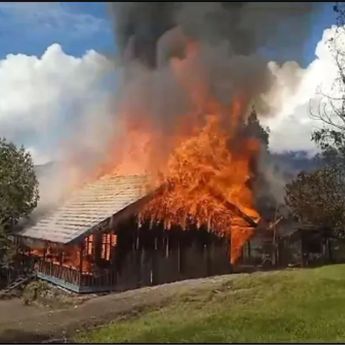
[310,3,345,167]
[244,108,280,219]
[285,4,345,235]
[245,107,270,150]
[0,138,39,266]
[285,168,345,238]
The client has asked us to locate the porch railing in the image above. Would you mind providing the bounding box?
[37,260,81,286]
[36,260,117,292]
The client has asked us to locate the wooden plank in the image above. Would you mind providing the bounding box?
[79,244,83,274]
[177,239,181,274]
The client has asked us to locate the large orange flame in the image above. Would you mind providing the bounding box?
[140,110,260,264]
[93,41,261,264]
[28,40,260,266]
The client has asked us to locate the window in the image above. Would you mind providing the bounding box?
[111,233,117,247]
[85,234,94,255]
[101,233,117,261]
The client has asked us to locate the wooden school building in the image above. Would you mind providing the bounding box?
[15,174,231,293]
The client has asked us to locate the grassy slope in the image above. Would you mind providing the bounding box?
[76,265,345,343]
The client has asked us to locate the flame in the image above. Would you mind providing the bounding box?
[30,245,83,270]
[92,40,262,265]
[140,112,260,264]
[28,234,117,272]
[30,40,261,267]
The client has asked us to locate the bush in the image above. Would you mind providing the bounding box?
[22,280,49,305]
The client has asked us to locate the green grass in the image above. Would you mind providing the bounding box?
[75,265,345,343]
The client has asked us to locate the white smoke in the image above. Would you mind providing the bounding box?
[0,43,114,210]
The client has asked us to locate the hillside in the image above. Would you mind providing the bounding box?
[76,265,345,343]
[1,265,345,342]
[271,150,321,175]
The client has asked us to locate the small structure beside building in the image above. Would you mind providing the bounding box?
[281,226,345,267]
[14,174,231,293]
[236,221,345,270]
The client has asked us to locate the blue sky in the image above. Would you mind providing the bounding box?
[0,2,115,58]
[0,2,337,64]
[305,2,336,64]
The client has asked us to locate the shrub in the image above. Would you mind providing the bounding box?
[22,280,49,305]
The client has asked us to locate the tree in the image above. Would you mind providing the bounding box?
[285,168,345,238]
[0,138,39,265]
[245,107,270,150]
[285,3,345,236]
[243,108,282,220]
[310,2,345,167]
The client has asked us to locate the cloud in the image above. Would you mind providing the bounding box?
[0,2,108,39]
[261,25,339,154]
[0,42,117,211]
[0,43,113,164]
[0,24,340,165]
[0,23,339,212]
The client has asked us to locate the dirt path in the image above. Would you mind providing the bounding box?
[0,273,244,343]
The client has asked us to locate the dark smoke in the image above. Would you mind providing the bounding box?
[108,1,323,136]
[107,2,323,212]
[109,2,322,121]
[110,2,321,68]
[110,3,176,67]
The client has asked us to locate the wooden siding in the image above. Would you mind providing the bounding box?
[34,219,231,293]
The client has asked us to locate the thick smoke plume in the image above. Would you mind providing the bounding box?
[105,2,321,212]
[110,2,318,67]
[108,2,320,133]
[32,3,323,218]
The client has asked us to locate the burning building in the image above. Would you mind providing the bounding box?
[15,174,232,293]
[14,96,266,293]
[13,3,322,292]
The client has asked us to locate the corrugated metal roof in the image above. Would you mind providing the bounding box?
[18,174,151,244]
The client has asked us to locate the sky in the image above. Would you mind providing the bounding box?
[0,2,335,65]
[0,2,115,58]
[0,2,339,164]
[303,2,335,65]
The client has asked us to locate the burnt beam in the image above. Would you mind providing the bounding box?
[143,182,258,228]
[207,187,258,228]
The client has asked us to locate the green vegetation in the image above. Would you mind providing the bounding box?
[76,265,345,343]
[0,138,39,270]
[22,280,83,309]
[285,6,345,235]
[0,138,39,228]
[22,280,50,305]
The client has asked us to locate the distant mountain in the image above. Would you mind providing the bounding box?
[270,150,321,176]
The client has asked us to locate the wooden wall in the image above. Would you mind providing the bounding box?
[112,217,231,292]
[22,217,231,293]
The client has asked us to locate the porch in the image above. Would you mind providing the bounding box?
[36,260,117,293]
[28,221,232,293]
